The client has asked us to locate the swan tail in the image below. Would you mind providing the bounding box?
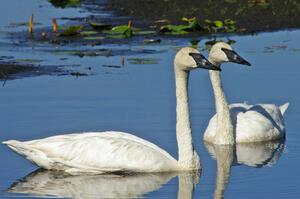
[279,102,290,116]
[2,140,28,154]
[2,140,52,169]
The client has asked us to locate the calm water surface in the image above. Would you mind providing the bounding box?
[0,1,300,198]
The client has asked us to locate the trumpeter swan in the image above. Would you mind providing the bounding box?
[8,170,199,199]
[2,47,220,174]
[203,42,289,144]
[205,140,285,199]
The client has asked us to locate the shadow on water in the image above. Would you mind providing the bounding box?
[7,170,200,199]
[204,139,285,199]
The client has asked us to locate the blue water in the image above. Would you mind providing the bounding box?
[0,1,300,198]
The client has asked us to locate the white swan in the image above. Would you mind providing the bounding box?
[203,42,289,144]
[2,47,220,174]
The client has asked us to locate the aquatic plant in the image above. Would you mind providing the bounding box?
[159,17,202,35]
[59,25,83,36]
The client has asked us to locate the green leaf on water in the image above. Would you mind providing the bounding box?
[105,24,133,38]
[80,31,98,36]
[224,19,236,25]
[89,22,112,30]
[59,25,83,36]
[159,17,202,35]
[214,20,224,28]
[204,18,237,33]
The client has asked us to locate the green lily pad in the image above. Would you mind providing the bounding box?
[80,31,98,36]
[159,17,202,35]
[105,24,133,38]
[204,18,237,33]
[59,25,83,36]
[89,22,112,30]
[214,20,224,28]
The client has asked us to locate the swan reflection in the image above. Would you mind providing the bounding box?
[205,139,285,199]
[8,169,200,199]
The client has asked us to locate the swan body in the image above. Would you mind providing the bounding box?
[3,132,180,173]
[203,42,289,144]
[204,102,289,143]
[3,47,220,174]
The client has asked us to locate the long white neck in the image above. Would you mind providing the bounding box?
[208,57,234,145]
[174,66,199,169]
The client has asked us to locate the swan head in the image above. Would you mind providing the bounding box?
[209,42,251,66]
[174,47,221,71]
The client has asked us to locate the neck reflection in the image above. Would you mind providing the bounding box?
[205,139,285,199]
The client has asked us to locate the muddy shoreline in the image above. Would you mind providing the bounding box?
[107,0,300,33]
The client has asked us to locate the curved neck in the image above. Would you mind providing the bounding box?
[174,67,198,169]
[208,58,234,144]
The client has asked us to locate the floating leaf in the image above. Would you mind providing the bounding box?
[224,19,236,25]
[59,25,83,36]
[159,17,202,35]
[89,22,112,30]
[214,20,224,28]
[106,24,133,38]
[204,18,237,33]
[80,31,98,36]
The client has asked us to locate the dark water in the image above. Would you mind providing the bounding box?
[0,1,300,198]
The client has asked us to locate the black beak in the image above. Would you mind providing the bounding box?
[221,48,251,66]
[189,53,221,71]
